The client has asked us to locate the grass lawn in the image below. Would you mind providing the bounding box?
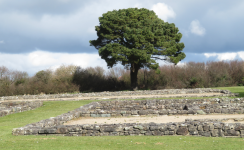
[0,87,244,150]
[214,86,244,97]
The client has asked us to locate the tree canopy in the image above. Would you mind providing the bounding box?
[90,8,185,90]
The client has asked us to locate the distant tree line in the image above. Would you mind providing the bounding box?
[0,60,244,96]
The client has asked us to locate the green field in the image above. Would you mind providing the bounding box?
[0,87,244,150]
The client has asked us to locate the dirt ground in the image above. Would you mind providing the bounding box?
[64,114,244,125]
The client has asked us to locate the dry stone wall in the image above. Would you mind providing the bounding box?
[12,97,244,138]
[0,101,43,117]
[84,98,244,117]
[14,119,244,137]
[1,88,237,101]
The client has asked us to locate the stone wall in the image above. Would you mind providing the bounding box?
[84,98,244,117]
[12,97,244,137]
[1,88,237,101]
[13,119,244,137]
[0,101,43,117]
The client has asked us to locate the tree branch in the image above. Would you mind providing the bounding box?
[151,57,167,61]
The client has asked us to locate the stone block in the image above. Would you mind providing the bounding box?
[211,129,218,137]
[218,129,224,137]
[215,109,221,113]
[109,132,119,136]
[188,125,197,132]
[169,131,175,135]
[124,126,133,131]
[187,109,195,114]
[153,131,162,136]
[189,131,198,135]
[164,131,169,135]
[150,126,159,131]
[209,125,214,131]
[176,127,188,135]
[226,129,240,136]
[240,130,244,134]
[202,131,211,137]
[101,114,111,117]
[100,126,114,132]
[203,125,209,131]
[197,110,206,115]
[168,110,177,115]
[145,131,153,136]
[120,111,126,114]
[221,109,229,113]
[80,113,90,117]
[159,110,168,115]
[131,110,138,115]
[134,125,144,130]
[138,110,148,115]
[39,128,56,134]
[235,124,244,131]
[56,127,68,134]
[210,108,214,113]
[214,123,222,129]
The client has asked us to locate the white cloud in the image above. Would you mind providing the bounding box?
[151,3,176,21]
[237,51,244,60]
[0,50,108,76]
[0,40,4,44]
[203,52,244,61]
[190,20,206,36]
[134,3,143,9]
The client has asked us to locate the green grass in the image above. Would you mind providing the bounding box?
[0,87,244,150]
[214,86,244,97]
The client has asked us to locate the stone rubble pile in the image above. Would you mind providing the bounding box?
[13,97,244,137]
[1,88,237,101]
[0,101,43,117]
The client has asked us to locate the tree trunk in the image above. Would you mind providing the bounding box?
[130,63,139,91]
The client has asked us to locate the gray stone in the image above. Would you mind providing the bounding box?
[138,110,148,115]
[176,128,189,135]
[202,131,211,137]
[197,125,203,131]
[100,126,114,132]
[134,125,143,130]
[211,129,218,137]
[226,129,239,136]
[124,126,133,131]
[101,114,111,117]
[197,110,206,115]
[150,126,159,131]
[153,131,162,136]
[189,131,198,135]
[203,125,209,131]
[90,114,101,117]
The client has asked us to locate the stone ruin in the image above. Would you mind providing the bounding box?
[12,89,244,137]
[0,88,237,101]
[0,101,43,117]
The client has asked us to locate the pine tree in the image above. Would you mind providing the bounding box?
[90,8,185,90]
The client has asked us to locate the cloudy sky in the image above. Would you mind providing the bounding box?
[0,0,243,75]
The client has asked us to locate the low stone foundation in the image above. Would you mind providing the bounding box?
[1,88,237,101]
[13,119,244,137]
[12,96,244,137]
[0,101,43,117]
[83,97,244,117]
